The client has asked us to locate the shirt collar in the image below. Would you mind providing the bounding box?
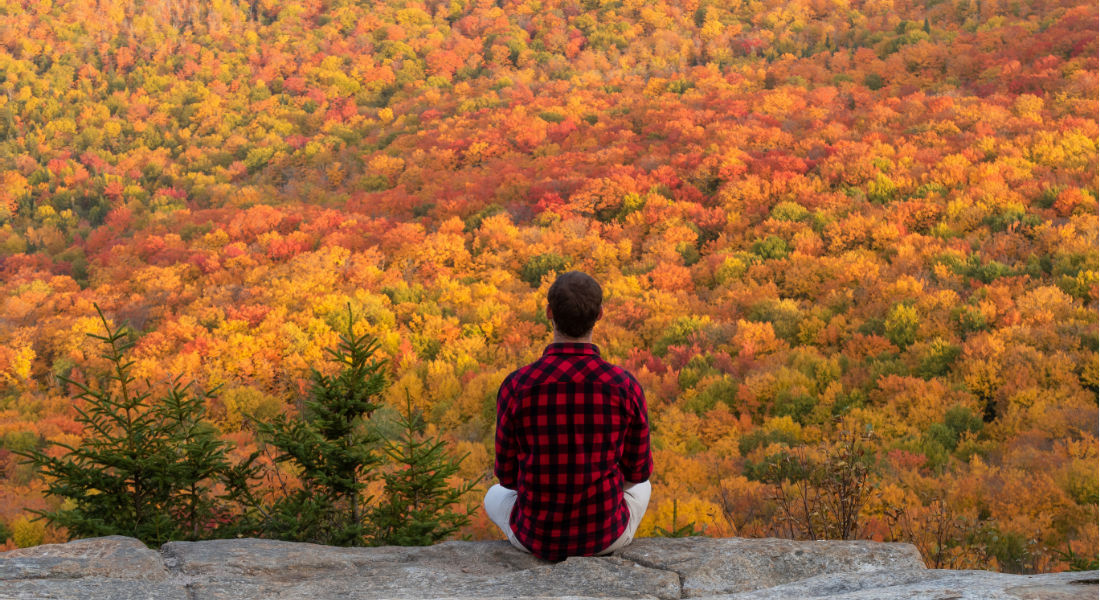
[543,342,600,356]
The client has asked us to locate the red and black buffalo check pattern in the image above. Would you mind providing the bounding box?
[494,342,653,561]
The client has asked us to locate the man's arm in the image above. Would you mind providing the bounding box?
[620,378,653,484]
[493,374,519,489]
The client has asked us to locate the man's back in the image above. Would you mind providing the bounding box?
[494,342,652,561]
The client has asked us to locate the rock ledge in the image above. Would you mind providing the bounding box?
[1,536,1095,600]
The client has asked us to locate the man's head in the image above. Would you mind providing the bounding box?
[547,271,603,339]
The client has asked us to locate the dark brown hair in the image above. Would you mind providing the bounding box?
[547,271,603,338]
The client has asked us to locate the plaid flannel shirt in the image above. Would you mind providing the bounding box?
[494,342,653,561]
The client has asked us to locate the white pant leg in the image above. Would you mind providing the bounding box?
[483,484,530,553]
[597,480,652,555]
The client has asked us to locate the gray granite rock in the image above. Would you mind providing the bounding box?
[618,536,927,597]
[164,539,679,600]
[1,535,1095,600]
[0,536,185,600]
[160,538,546,579]
[707,568,1099,600]
[0,535,169,581]
[0,579,190,600]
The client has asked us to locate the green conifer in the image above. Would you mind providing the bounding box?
[654,499,704,538]
[256,305,385,546]
[19,305,259,546]
[369,393,480,546]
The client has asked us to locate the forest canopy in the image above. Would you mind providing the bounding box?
[0,0,1096,572]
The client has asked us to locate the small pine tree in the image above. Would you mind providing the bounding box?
[158,382,263,539]
[18,305,259,546]
[654,499,704,538]
[369,393,480,546]
[256,305,386,546]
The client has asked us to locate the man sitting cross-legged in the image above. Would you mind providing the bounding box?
[484,270,653,562]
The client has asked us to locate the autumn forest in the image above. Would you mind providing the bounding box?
[0,0,1097,572]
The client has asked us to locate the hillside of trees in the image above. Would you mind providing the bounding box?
[0,0,1096,572]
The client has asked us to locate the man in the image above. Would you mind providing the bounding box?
[484,271,653,562]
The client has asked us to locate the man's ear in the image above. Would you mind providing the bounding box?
[546,305,554,324]
[596,306,603,322]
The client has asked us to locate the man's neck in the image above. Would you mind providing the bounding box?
[551,331,593,344]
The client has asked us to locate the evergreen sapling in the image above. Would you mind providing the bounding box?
[256,305,385,546]
[370,392,481,546]
[18,305,259,546]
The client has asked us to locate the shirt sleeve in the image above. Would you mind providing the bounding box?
[494,373,519,489]
[619,378,653,483]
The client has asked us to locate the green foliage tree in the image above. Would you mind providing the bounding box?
[18,305,259,546]
[916,339,962,378]
[520,252,572,286]
[369,393,480,546]
[751,235,790,260]
[864,73,885,90]
[884,303,920,349]
[256,305,386,546]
